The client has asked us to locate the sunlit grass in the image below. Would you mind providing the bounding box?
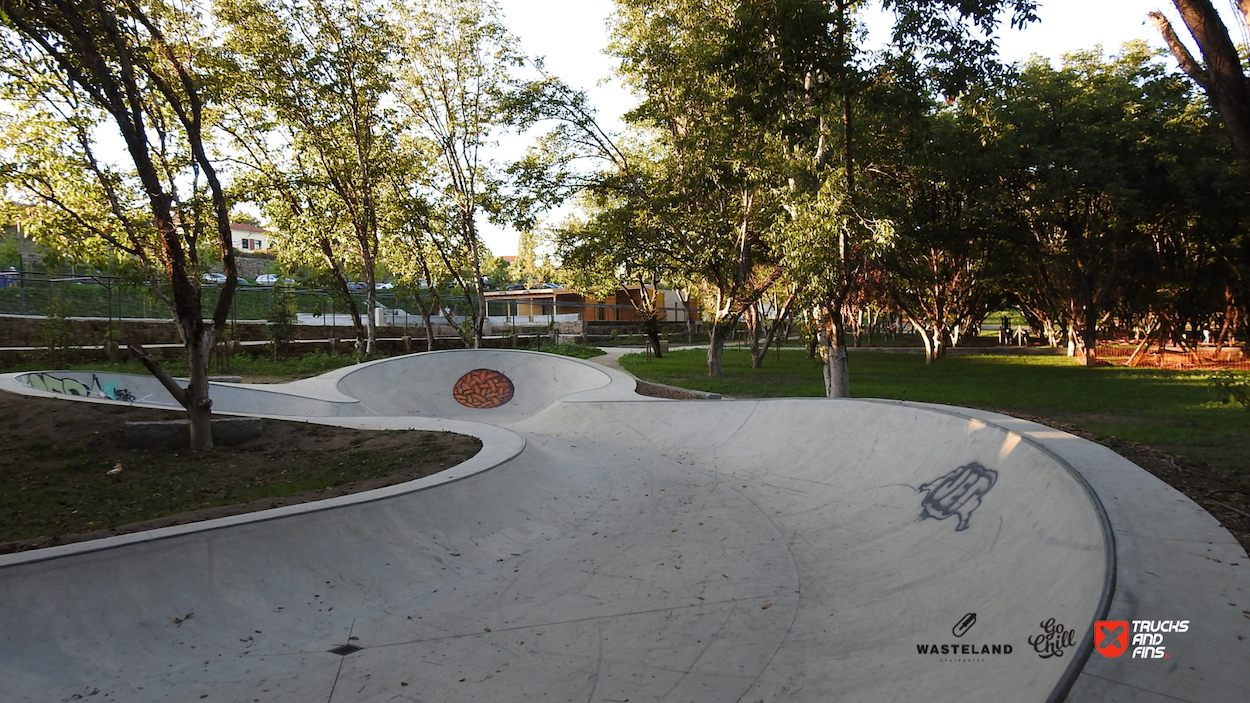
[621,347,1250,477]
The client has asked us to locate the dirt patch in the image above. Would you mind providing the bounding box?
[1012,412,1250,553]
[0,390,481,553]
[634,379,702,400]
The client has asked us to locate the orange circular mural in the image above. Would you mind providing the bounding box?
[452,369,515,409]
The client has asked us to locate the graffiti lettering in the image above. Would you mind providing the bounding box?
[19,372,137,403]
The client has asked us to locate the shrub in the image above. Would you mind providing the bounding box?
[1209,370,1250,410]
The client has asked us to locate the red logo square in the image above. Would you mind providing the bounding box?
[1095,620,1129,658]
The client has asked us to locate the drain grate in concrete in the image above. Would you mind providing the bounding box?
[328,644,363,656]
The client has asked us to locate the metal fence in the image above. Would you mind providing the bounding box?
[1096,344,1250,371]
[0,271,697,330]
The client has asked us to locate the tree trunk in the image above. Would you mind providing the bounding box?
[1077,308,1099,366]
[421,308,437,351]
[1152,3,1250,165]
[707,322,729,377]
[821,303,852,397]
[130,337,216,452]
[751,291,798,368]
[679,291,696,343]
[1043,319,1061,348]
[318,237,365,351]
[746,305,762,368]
[465,216,487,350]
[918,326,936,364]
[911,318,945,364]
[642,316,663,359]
[822,319,851,398]
[364,275,378,360]
[184,328,215,451]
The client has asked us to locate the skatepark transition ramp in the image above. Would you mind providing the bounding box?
[0,349,1246,702]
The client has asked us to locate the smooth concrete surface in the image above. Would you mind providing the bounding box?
[0,349,1246,703]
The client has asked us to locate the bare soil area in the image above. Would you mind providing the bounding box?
[0,390,481,553]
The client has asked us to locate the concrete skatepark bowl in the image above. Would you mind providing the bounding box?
[1,349,1246,702]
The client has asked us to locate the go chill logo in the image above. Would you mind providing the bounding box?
[1095,620,1189,659]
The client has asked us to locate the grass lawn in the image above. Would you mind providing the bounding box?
[621,347,1250,479]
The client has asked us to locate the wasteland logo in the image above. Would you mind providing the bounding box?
[915,614,1013,661]
[918,462,998,531]
[952,612,977,638]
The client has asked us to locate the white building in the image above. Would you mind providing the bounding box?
[230,222,270,252]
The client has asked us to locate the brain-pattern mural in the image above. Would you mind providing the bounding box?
[452,369,515,409]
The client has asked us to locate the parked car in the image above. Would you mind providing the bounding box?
[256,274,295,285]
[346,280,393,290]
[201,272,227,284]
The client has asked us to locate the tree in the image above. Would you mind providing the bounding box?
[881,105,1015,363]
[1,0,238,451]
[562,0,1036,386]
[393,0,522,349]
[218,0,397,358]
[556,188,675,358]
[719,0,1036,393]
[608,0,793,377]
[1150,1,1250,166]
[507,71,681,356]
[991,46,1217,365]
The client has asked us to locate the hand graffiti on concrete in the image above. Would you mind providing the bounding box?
[19,372,136,403]
[918,462,998,532]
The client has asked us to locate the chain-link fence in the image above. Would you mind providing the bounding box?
[0,270,423,324]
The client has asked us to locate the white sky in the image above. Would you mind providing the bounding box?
[485,0,1247,256]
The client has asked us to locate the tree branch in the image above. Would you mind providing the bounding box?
[1149,11,1210,88]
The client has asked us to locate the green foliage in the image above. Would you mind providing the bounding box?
[220,0,401,354]
[1209,370,1250,410]
[986,44,1244,356]
[36,292,74,365]
[518,341,606,359]
[391,0,528,345]
[0,232,20,268]
[266,286,298,359]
